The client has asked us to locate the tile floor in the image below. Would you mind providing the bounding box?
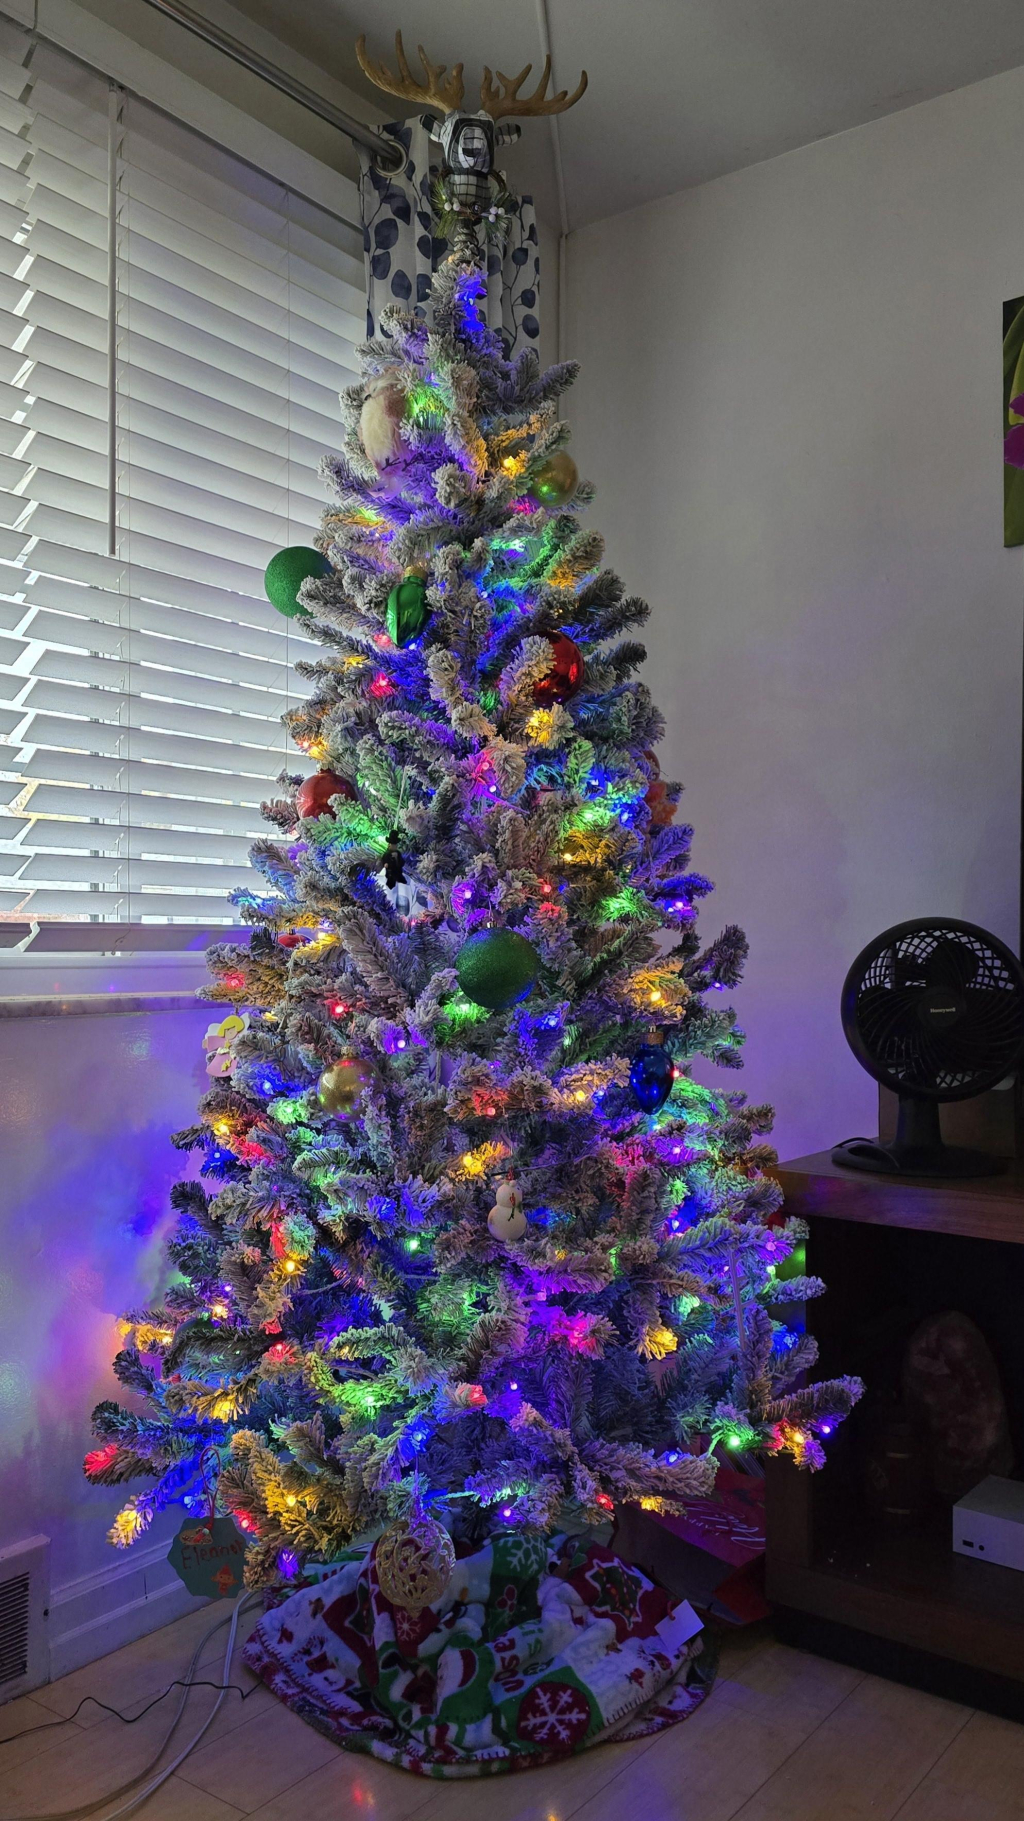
[0,1603,1018,1820]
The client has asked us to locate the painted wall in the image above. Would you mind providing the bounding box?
[566,64,1024,1163]
[0,957,213,1675]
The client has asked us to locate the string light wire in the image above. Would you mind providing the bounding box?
[0,1593,260,1821]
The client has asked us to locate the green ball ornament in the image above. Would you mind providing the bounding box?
[264,546,331,620]
[386,573,430,648]
[455,928,540,1011]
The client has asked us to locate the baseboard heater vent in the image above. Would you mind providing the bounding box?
[0,1536,50,1703]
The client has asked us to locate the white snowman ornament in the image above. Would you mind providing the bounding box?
[487,1174,527,1243]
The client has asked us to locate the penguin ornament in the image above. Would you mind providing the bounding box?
[377,830,433,921]
[487,1174,527,1243]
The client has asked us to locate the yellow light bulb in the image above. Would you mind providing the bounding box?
[159,1331,173,1344]
[574,1090,586,1103]
[284,1259,298,1275]
[210,1302,228,1320]
[286,1494,297,1507]
[650,990,663,1004]
[214,1120,231,1137]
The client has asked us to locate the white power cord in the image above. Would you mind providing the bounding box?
[3,1592,260,1821]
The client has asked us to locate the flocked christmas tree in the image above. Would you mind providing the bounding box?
[86,41,862,1607]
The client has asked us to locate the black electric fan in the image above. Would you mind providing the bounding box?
[832,917,1024,1178]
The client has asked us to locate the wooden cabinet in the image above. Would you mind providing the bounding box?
[766,1152,1024,1720]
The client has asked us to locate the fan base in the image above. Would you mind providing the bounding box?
[831,1138,1006,1179]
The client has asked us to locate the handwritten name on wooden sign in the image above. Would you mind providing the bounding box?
[167,1515,248,1599]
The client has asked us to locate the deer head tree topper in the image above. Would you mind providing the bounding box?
[356,31,587,233]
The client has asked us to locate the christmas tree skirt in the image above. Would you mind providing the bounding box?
[242,1533,715,1777]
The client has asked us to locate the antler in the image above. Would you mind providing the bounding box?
[355,31,465,113]
[480,55,588,119]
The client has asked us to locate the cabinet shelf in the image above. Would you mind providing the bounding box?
[766,1152,1024,1716]
[774,1150,1024,1246]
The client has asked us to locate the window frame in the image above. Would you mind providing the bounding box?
[0,0,364,953]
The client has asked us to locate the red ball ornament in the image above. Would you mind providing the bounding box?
[533,632,583,706]
[295,770,357,820]
[646,781,676,827]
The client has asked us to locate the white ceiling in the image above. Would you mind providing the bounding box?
[225,0,1024,227]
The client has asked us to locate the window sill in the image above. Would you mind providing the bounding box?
[0,989,204,1019]
[0,923,242,955]
[0,946,215,1000]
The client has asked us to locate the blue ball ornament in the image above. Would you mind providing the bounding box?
[629,1043,674,1113]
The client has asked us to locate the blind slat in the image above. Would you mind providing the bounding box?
[15,708,289,778]
[15,578,314,663]
[0,885,242,919]
[30,648,289,721]
[16,850,246,890]
[16,746,280,803]
[20,607,298,693]
[17,780,269,834]
[20,679,290,753]
[23,816,256,862]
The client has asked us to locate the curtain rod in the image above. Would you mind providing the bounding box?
[137,0,402,167]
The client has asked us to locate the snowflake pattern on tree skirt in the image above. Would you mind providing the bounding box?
[243,1532,713,1777]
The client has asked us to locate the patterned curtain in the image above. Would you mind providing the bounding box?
[358,120,540,355]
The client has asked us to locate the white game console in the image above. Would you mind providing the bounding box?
[952,1477,1024,1572]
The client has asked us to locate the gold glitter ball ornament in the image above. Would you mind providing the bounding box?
[374,1512,456,1612]
[317,1055,374,1118]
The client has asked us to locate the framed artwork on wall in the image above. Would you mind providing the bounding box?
[1003,294,1024,545]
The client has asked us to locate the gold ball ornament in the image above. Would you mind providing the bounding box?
[529,451,579,508]
[317,1055,374,1118]
[374,1512,456,1613]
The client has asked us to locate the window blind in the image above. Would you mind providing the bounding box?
[0,22,365,922]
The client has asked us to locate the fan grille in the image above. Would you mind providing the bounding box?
[842,919,1024,1100]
